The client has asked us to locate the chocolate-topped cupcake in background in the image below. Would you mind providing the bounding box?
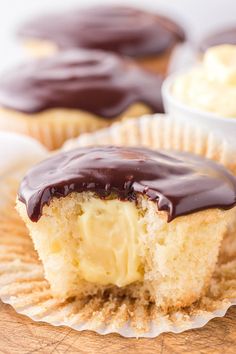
[0,49,164,150]
[17,6,186,75]
[199,25,236,53]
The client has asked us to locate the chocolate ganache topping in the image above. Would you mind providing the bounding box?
[0,50,163,115]
[199,26,236,52]
[18,146,236,223]
[18,6,185,57]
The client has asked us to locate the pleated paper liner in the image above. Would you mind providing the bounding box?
[0,104,151,150]
[0,114,236,337]
[63,114,236,174]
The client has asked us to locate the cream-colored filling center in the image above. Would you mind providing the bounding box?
[76,199,143,287]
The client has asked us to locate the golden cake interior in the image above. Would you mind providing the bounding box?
[16,191,234,311]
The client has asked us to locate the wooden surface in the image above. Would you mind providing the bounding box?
[0,301,236,354]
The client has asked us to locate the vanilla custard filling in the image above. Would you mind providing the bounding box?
[172,45,236,117]
[76,199,143,287]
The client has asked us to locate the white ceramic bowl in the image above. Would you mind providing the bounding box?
[0,132,48,175]
[162,72,236,146]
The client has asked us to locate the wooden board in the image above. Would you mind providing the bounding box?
[0,301,235,354]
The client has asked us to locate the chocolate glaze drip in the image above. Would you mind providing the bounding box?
[199,26,236,52]
[0,50,163,116]
[18,6,185,57]
[18,146,236,223]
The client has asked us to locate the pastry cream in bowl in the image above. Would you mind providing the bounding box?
[162,45,236,144]
[172,45,236,117]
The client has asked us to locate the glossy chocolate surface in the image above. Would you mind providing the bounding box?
[18,6,185,57]
[200,26,236,52]
[18,146,236,222]
[0,50,163,116]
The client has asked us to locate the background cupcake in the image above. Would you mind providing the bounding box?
[17,5,186,75]
[0,49,164,150]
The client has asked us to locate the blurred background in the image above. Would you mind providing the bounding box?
[1,0,236,71]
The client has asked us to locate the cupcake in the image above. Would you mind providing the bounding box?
[17,6,186,75]
[16,144,236,311]
[199,26,236,53]
[0,49,163,150]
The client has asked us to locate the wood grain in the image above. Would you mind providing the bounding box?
[0,301,235,354]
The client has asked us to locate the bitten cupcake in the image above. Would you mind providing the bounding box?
[0,49,163,150]
[17,6,186,75]
[16,145,236,310]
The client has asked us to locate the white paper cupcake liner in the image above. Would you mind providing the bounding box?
[1,114,236,338]
[63,114,236,174]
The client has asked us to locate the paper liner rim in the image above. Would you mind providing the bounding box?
[0,295,235,338]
